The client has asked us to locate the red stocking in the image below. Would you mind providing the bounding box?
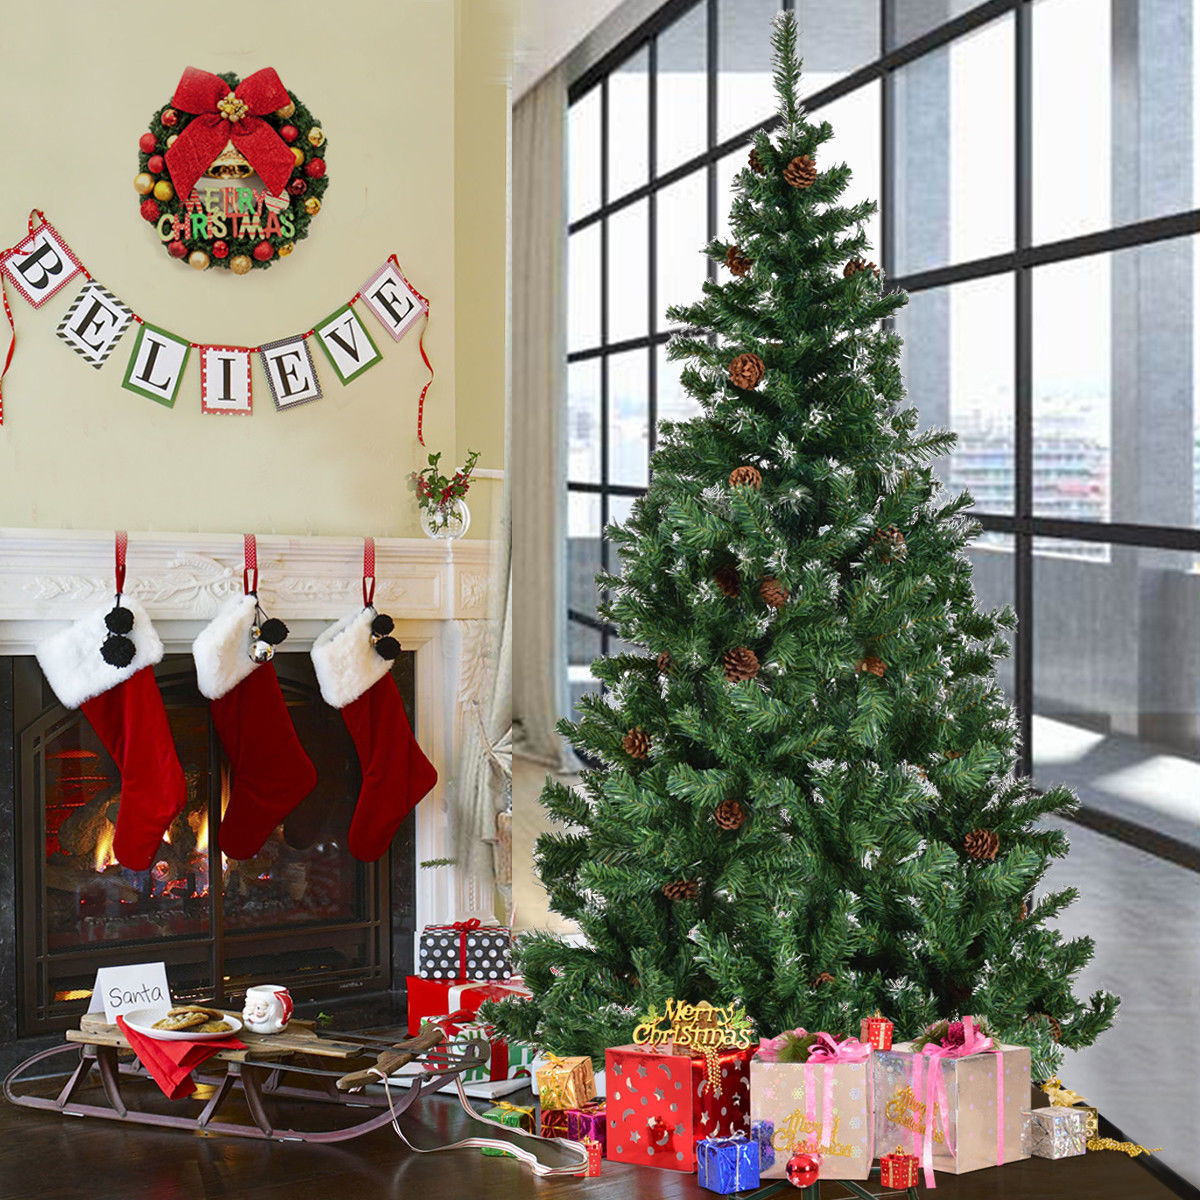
[38,597,186,871]
[193,593,316,860]
[312,605,437,863]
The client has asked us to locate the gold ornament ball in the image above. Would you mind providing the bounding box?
[307,127,325,148]
[153,180,174,203]
[187,250,210,271]
[229,254,253,275]
[291,146,305,168]
[166,134,178,148]
[276,100,296,119]
[304,197,321,216]
[277,241,295,258]
[134,172,155,195]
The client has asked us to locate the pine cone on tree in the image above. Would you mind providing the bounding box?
[944,750,963,759]
[856,655,887,677]
[623,727,651,759]
[662,879,700,902]
[783,154,817,188]
[844,257,879,279]
[728,352,766,389]
[656,650,673,675]
[759,577,789,609]
[1026,1013,1063,1043]
[963,828,1000,861]
[748,146,766,175]
[714,798,747,830]
[872,524,907,562]
[714,566,741,597]
[723,646,760,683]
[725,245,752,277]
[810,971,835,989]
[729,465,762,489]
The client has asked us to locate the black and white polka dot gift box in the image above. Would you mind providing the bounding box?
[418,920,513,981]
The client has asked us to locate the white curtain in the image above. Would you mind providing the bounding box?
[511,67,574,769]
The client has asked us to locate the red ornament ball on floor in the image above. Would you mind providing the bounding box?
[147,154,164,174]
[210,240,229,259]
[139,198,161,222]
[786,1152,821,1188]
[166,240,187,259]
[280,124,299,143]
[139,132,157,154]
[304,157,326,179]
[161,108,178,127]
[252,241,274,262]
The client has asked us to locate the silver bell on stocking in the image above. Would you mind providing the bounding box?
[249,626,275,664]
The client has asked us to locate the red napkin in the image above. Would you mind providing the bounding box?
[117,1016,246,1100]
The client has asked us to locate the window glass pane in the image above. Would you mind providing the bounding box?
[888,0,986,49]
[657,169,709,327]
[568,491,603,623]
[608,496,639,582]
[896,273,1015,514]
[568,225,601,353]
[795,0,880,94]
[607,201,649,344]
[814,80,881,259]
[609,49,649,202]
[657,346,703,425]
[1033,544,1200,847]
[569,86,601,221]
[717,0,780,143]
[568,361,601,485]
[967,531,1015,701]
[657,3,708,176]
[609,349,650,487]
[892,14,1014,275]
[567,620,601,722]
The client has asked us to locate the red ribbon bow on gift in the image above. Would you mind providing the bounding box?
[164,66,297,201]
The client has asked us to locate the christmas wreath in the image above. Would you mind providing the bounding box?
[134,66,329,273]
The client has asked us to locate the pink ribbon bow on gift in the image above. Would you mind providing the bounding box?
[910,1017,1003,1190]
[797,1034,871,1156]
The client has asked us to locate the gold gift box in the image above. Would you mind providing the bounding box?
[536,1054,596,1111]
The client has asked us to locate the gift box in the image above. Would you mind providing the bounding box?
[566,1100,606,1156]
[480,1101,534,1156]
[750,1118,775,1170]
[418,919,512,981]
[861,1013,894,1051]
[873,1017,1031,1182]
[1021,1106,1088,1159]
[606,1044,754,1172]
[750,1033,874,1180]
[880,1147,921,1188]
[697,1134,760,1194]
[540,1107,570,1139]
[577,1138,603,1177]
[536,1054,596,1110]
[405,975,528,1036]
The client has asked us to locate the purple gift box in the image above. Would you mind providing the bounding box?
[566,1100,606,1156]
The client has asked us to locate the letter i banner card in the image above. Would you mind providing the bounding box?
[87,962,172,1025]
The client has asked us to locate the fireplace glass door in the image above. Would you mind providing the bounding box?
[17,652,406,1035]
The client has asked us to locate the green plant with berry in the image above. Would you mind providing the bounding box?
[409,449,481,518]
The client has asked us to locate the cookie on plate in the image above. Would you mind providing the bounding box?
[196,1020,232,1033]
[152,1011,208,1031]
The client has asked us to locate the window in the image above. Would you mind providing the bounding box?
[565,0,1200,849]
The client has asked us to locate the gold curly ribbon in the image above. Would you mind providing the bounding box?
[1039,1078,1160,1156]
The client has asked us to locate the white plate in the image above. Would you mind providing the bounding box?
[122,1008,243,1042]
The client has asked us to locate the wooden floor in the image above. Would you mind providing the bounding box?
[0,1066,1185,1200]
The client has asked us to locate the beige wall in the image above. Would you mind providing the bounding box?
[0,0,509,540]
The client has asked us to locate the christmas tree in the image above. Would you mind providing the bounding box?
[492,13,1117,1076]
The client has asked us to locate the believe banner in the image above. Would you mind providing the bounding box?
[0,210,433,440]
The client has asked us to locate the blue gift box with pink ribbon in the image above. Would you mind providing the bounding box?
[872,1016,1031,1187]
[696,1133,760,1194]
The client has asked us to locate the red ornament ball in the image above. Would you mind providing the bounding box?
[210,240,230,260]
[280,124,299,144]
[166,240,188,259]
[147,154,165,174]
[252,240,274,262]
[304,157,326,179]
[139,132,157,154]
[786,1153,821,1188]
[140,198,161,223]
[287,177,308,197]
[161,108,178,128]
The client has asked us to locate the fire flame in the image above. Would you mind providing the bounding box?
[195,808,209,849]
[94,821,117,871]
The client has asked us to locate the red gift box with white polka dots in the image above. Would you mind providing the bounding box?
[604,1044,754,1172]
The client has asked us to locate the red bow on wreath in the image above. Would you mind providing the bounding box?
[163,66,296,202]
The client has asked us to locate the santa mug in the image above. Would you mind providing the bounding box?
[242,984,294,1034]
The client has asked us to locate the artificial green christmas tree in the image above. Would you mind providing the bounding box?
[492,13,1116,1077]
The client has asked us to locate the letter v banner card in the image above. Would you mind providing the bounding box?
[259,334,322,411]
[1,223,83,307]
[56,281,133,368]
[314,302,381,384]
[121,322,191,408]
[359,259,427,342]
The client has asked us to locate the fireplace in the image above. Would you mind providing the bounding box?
[11,650,416,1035]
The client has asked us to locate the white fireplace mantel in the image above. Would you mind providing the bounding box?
[0,527,502,933]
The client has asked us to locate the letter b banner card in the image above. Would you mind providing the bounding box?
[1,223,83,308]
[88,961,172,1025]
